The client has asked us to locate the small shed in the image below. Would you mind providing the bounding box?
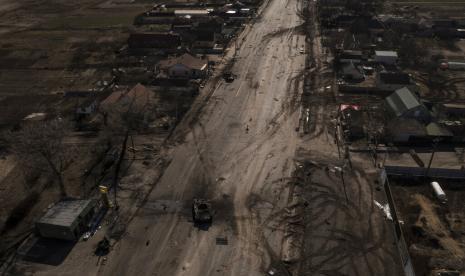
[36,199,96,241]
[426,122,453,139]
[374,51,398,65]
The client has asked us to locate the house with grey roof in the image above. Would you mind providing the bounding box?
[374,51,398,65]
[384,87,431,123]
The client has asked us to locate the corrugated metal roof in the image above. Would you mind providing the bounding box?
[375,50,398,57]
[174,9,209,15]
[385,166,465,179]
[385,87,421,117]
[443,103,465,109]
[38,200,94,227]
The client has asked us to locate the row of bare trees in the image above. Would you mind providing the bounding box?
[5,118,77,197]
[2,87,154,199]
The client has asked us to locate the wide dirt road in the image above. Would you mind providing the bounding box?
[99,0,306,275]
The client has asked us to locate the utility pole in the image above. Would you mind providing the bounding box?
[113,130,129,210]
[233,38,238,60]
[175,101,178,124]
[341,168,349,204]
[344,145,352,169]
[335,165,349,204]
[130,134,135,160]
[425,138,440,178]
[335,124,341,159]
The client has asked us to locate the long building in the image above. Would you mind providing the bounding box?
[35,199,96,241]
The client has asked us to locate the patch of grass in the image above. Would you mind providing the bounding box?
[44,14,137,29]
[1,192,40,234]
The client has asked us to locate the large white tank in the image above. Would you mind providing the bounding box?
[430,181,447,203]
[447,62,465,70]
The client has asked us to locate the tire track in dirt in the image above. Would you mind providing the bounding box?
[292,161,398,276]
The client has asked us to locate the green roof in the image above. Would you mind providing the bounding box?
[385,87,421,117]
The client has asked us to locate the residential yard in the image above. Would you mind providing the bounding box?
[0,0,159,266]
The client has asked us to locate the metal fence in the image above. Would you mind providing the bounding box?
[385,166,465,179]
[379,169,416,276]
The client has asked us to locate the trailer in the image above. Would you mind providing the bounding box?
[430,181,447,204]
[440,61,465,71]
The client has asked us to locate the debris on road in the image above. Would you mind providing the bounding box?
[374,200,393,221]
[95,237,110,256]
[216,237,228,245]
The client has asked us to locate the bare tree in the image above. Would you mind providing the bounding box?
[98,85,156,207]
[101,88,154,133]
[7,118,77,197]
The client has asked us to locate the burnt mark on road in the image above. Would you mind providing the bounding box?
[211,194,238,235]
[190,172,213,199]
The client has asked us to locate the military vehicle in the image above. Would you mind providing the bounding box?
[222,72,235,83]
[192,199,212,224]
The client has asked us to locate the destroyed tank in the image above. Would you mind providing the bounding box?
[192,199,212,224]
